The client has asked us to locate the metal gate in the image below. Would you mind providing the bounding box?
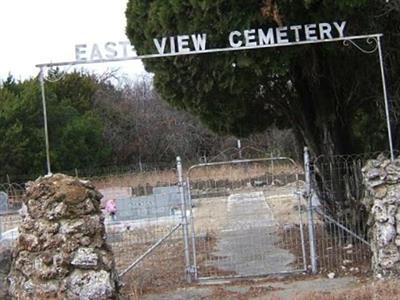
[306,150,373,274]
[185,157,308,281]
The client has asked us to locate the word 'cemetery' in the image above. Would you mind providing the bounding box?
[154,21,347,54]
[75,21,347,61]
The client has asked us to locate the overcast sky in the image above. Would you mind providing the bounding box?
[0,0,146,81]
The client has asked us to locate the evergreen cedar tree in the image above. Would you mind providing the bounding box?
[125,0,400,158]
[0,72,111,179]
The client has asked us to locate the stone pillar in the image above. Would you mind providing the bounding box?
[363,155,400,277]
[8,174,120,299]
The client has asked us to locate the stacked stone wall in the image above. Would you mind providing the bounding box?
[363,155,400,277]
[8,174,119,299]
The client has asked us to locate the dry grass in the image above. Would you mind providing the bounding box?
[189,163,300,182]
[278,223,372,276]
[117,238,186,299]
[156,278,400,300]
[265,192,306,225]
[295,280,400,300]
[193,196,228,233]
[91,162,301,190]
[202,285,282,300]
[118,232,221,299]
[91,169,177,190]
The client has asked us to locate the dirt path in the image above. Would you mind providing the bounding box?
[142,276,359,300]
[206,191,296,277]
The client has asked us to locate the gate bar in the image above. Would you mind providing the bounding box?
[315,209,370,247]
[177,156,192,283]
[295,173,308,272]
[304,147,318,274]
[118,222,182,278]
[186,177,198,280]
[188,157,297,175]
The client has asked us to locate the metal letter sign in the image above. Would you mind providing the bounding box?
[36,21,394,175]
[73,21,347,62]
[75,41,134,62]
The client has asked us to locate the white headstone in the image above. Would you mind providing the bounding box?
[0,192,8,211]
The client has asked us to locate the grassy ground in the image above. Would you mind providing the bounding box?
[132,275,400,300]
[295,279,400,300]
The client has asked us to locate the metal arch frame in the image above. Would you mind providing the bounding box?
[36,33,394,175]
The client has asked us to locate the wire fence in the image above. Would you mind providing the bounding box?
[187,158,308,280]
[0,180,190,299]
[0,161,177,184]
[0,183,25,211]
[0,148,284,184]
[308,152,383,275]
[0,150,385,297]
[313,209,371,273]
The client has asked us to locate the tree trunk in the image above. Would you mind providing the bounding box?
[289,53,368,232]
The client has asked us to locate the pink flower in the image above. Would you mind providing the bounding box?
[105,199,117,213]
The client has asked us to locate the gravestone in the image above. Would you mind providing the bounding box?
[114,186,181,221]
[0,192,8,212]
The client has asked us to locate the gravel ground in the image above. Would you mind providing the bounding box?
[142,276,359,300]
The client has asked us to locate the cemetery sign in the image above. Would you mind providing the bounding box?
[36,21,393,177]
[75,21,347,61]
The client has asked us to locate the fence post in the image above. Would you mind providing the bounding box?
[186,177,198,280]
[176,156,192,283]
[304,147,318,274]
[271,152,275,183]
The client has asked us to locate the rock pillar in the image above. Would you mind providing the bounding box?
[363,155,400,277]
[8,174,119,299]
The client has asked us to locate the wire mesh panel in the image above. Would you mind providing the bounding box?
[0,183,24,247]
[0,183,25,211]
[187,158,307,280]
[103,180,189,296]
[109,224,185,298]
[310,153,375,274]
[0,175,189,298]
[313,211,372,273]
[0,211,20,289]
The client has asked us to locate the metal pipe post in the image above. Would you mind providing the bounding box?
[177,156,192,282]
[237,139,242,159]
[186,177,198,280]
[39,68,52,175]
[271,152,275,183]
[304,147,317,274]
[377,36,395,161]
[296,173,308,271]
